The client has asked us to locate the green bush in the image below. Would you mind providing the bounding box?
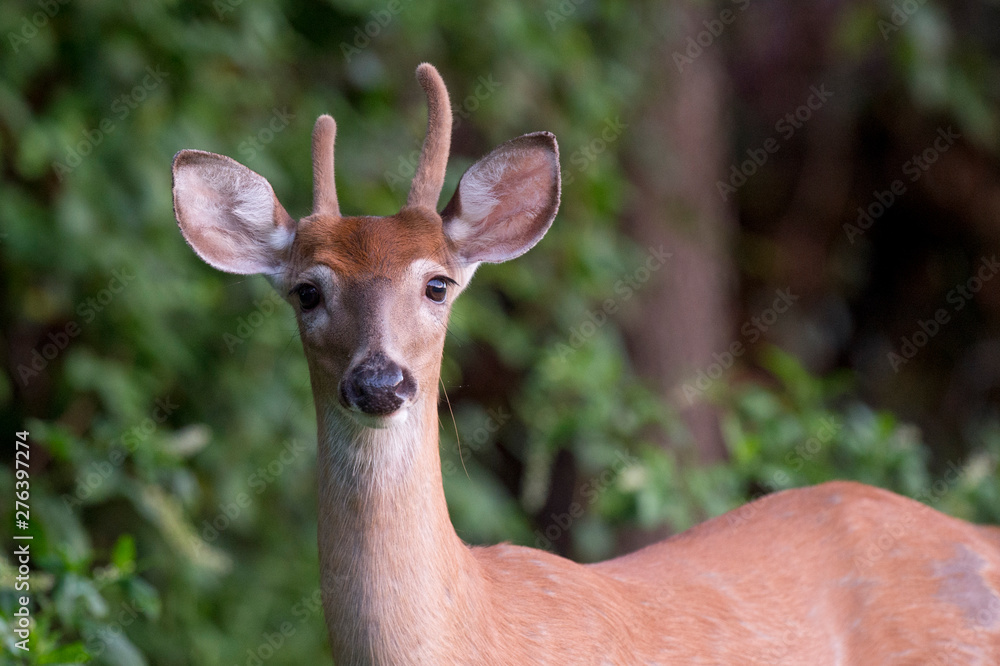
[3,1,999,664]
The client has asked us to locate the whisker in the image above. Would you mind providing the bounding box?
[440,377,468,479]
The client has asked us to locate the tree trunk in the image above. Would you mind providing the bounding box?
[618,3,736,548]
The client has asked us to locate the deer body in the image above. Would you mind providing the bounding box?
[318,389,1000,664]
[172,64,1000,664]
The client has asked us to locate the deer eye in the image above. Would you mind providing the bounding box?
[295,284,321,310]
[425,278,448,304]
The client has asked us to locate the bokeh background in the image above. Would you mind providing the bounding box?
[3,0,1000,663]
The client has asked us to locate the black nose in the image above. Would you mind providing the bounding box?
[340,352,417,416]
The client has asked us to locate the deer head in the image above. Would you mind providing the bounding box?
[171,64,560,431]
[168,64,1000,666]
[172,64,560,659]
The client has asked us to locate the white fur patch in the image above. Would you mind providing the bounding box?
[459,153,511,223]
[406,258,452,284]
[318,400,422,489]
[232,175,276,229]
[175,153,294,275]
[267,224,296,254]
[407,258,478,298]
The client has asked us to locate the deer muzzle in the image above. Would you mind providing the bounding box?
[340,351,417,416]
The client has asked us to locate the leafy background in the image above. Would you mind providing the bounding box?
[2,0,999,663]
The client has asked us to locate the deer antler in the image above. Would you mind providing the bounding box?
[312,114,340,216]
[406,63,453,211]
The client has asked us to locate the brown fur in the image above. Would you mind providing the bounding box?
[171,63,1000,665]
[294,215,1000,663]
[407,64,453,210]
[315,382,1000,664]
[291,209,457,281]
[312,115,340,216]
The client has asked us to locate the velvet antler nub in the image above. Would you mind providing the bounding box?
[312,114,340,216]
[406,64,453,211]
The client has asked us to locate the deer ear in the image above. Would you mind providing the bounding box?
[172,150,296,276]
[441,132,560,264]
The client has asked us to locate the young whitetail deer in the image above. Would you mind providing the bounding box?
[172,64,1000,663]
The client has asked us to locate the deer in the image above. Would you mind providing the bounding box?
[171,63,1000,664]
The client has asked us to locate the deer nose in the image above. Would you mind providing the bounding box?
[340,352,417,416]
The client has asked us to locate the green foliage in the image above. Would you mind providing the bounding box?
[546,347,1000,562]
[1,0,999,664]
[0,0,653,660]
[718,348,999,520]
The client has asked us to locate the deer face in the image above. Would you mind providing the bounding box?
[285,209,465,425]
[171,65,560,428]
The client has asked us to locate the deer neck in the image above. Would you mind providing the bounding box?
[314,387,483,661]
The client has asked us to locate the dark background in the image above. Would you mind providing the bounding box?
[2,0,999,663]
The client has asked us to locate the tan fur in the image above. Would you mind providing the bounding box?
[313,364,1000,664]
[406,63,453,211]
[172,149,295,275]
[291,209,456,282]
[312,115,340,216]
[298,214,1000,664]
[171,64,1000,665]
